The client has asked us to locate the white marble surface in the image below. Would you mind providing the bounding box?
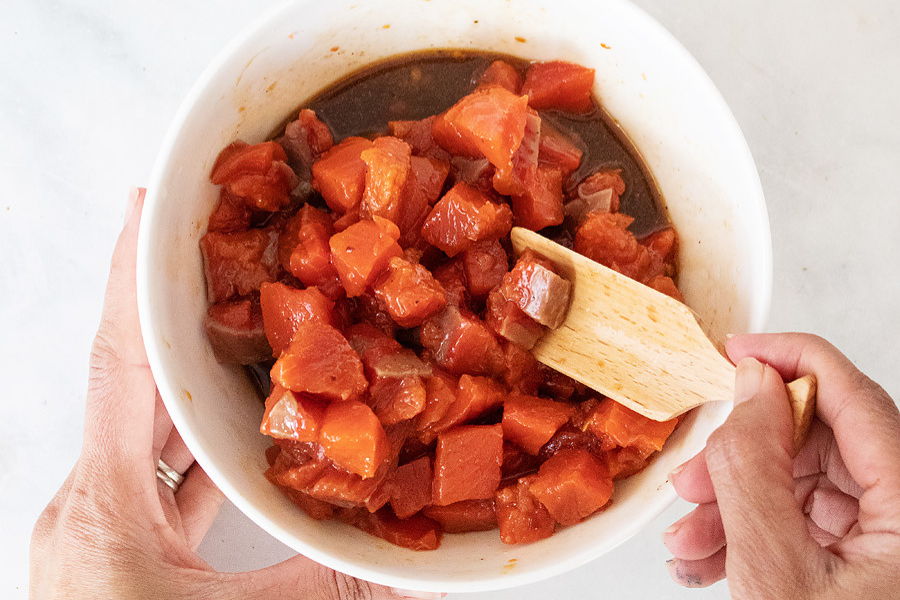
[2,0,899,597]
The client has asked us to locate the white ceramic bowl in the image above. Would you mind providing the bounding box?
[137,0,771,593]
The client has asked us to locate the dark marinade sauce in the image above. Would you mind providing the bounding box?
[282,49,669,238]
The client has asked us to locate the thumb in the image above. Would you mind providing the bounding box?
[231,553,439,599]
[704,358,821,566]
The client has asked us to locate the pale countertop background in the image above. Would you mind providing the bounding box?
[2,0,899,598]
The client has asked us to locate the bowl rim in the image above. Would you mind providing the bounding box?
[137,0,772,592]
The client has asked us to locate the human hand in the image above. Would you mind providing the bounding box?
[30,189,440,600]
[663,333,900,598]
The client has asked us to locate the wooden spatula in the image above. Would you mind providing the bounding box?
[510,227,817,454]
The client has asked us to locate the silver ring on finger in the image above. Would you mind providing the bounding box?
[156,458,185,493]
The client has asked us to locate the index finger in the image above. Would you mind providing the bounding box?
[726,333,900,532]
[84,189,157,465]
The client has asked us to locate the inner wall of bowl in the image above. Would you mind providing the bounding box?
[141,0,768,591]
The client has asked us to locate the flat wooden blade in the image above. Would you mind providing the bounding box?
[511,227,735,421]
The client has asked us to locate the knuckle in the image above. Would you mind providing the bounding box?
[88,328,124,396]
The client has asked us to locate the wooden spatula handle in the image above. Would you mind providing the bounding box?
[786,374,817,456]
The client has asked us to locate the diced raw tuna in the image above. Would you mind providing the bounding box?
[423,499,497,533]
[584,398,677,454]
[204,299,271,364]
[567,169,625,221]
[646,275,683,301]
[306,463,390,511]
[260,385,326,442]
[360,136,412,223]
[527,449,613,526]
[431,260,469,308]
[330,217,404,297]
[259,282,336,356]
[477,60,522,94]
[281,488,336,520]
[373,257,447,327]
[485,288,545,350]
[319,400,389,478]
[493,108,541,196]
[352,329,431,380]
[397,156,451,248]
[277,204,338,289]
[419,306,505,376]
[370,376,427,425]
[271,321,368,401]
[450,157,495,193]
[641,227,678,266]
[522,61,595,113]
[207,189,252,233]
[539,425,610,461]
[278,109,334,177]
[538,122,583,176]
[432,86,529,181]
[502,394,576,455]
[312,136,374,214]
[539,367,586,401]
[498,249,572,329]
[333,207,361,232]
[574,212,665,282]
[433,424,503,505]
[511,165,565,231]
[416,369,459,442]
[390,456,433,518]
[349,509,442,551]
[432,374,505,433]
[388,116,451,161]
[200,228,280,302]
[604,445,655,480]
[495,477,555,544]
[421,183,513,256]
[265,446,327,491]
[210,141,297,212]
[501,341,543,395]
[501,442,542,483]
[461,240,508,298]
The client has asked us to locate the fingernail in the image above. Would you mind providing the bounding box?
[734,357,765,404]
[392,591,446,600]
[125,187,140,224]
[668,461,687,480]
[663,515,685,537]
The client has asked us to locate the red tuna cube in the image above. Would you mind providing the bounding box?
[421,183,513,257]
[495,476,555,544]
[260,385,326,443]
[312,136,374,214]
[423,499,498,533]
[522,61,596,113]
[527,449,613,526]
[502,393,576,455]
[259,282,336,356]
[210,141,297,211]
[373,256,447,328]
[389,456,434,519]
[200,228,279,302]
[360,136,412,223]
[271,321,368,401]
[433,424,503,505]
[319,400,389,478]
[204,298,271,364]
[419,306,505,376]
[330,217,403,297]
